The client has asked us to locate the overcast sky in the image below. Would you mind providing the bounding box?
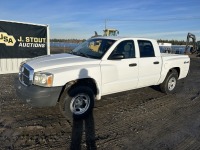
[1,0,200,40]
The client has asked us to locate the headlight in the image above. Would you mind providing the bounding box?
[33,72,53,87]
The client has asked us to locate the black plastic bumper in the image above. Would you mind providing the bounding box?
[15,80,63,107]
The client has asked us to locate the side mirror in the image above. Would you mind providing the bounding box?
[108,53,125,60]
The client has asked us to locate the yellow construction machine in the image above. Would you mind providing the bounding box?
[92,28,119,37]
[103,29,119,36]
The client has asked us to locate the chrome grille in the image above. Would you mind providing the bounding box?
[19,63,34,86]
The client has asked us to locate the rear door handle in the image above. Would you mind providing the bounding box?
[153,61,159,64]
[129,63,137,67]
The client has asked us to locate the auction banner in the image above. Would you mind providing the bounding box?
[0,20,48,58]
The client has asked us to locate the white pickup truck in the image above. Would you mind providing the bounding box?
[16,37,190,119]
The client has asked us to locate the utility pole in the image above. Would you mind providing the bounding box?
[105,19,107,30]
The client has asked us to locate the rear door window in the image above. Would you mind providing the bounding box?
[138,40,155,57]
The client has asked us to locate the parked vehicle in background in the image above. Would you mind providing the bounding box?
[184,32,200,56]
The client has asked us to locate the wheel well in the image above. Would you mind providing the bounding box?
[71,78,98,95]
[169,67,180,77]
[58,78,98,102]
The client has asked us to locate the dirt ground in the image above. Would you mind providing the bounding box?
[0,56,200,150]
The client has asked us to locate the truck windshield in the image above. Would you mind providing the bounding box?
[71,38,116,59]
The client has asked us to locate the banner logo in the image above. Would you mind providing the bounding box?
[0,32,16,46]
[0,32,46,48]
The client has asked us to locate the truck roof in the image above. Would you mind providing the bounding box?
[92,36,156,41]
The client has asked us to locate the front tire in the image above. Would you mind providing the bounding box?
[160,69,178,94]
[59,86,94,120]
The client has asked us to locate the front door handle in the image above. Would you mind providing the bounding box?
[153,61,159,64]
[129,63,137,67]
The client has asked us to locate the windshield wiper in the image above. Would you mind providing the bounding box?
[70,51,90,58]
[69,51,79,56]
[78,52,89,58]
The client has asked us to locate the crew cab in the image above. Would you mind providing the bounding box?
[16,37,190,119]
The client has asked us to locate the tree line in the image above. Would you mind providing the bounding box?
[50,39,86,43]
[51,38,193,45]
[157,39,193,45]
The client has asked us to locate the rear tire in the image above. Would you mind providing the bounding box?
[59,86,94,121]
[160,69,178,94]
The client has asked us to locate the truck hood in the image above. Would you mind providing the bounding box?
[26,53,101,72]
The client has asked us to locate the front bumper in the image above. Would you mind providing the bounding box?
[15,80,63,107]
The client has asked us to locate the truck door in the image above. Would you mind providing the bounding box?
[137,40,162,88]
[101,40,139,95]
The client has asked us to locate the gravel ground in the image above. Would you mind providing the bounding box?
[0,57,200,150]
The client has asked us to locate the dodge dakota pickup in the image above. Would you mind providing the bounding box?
[16,37,190,119]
